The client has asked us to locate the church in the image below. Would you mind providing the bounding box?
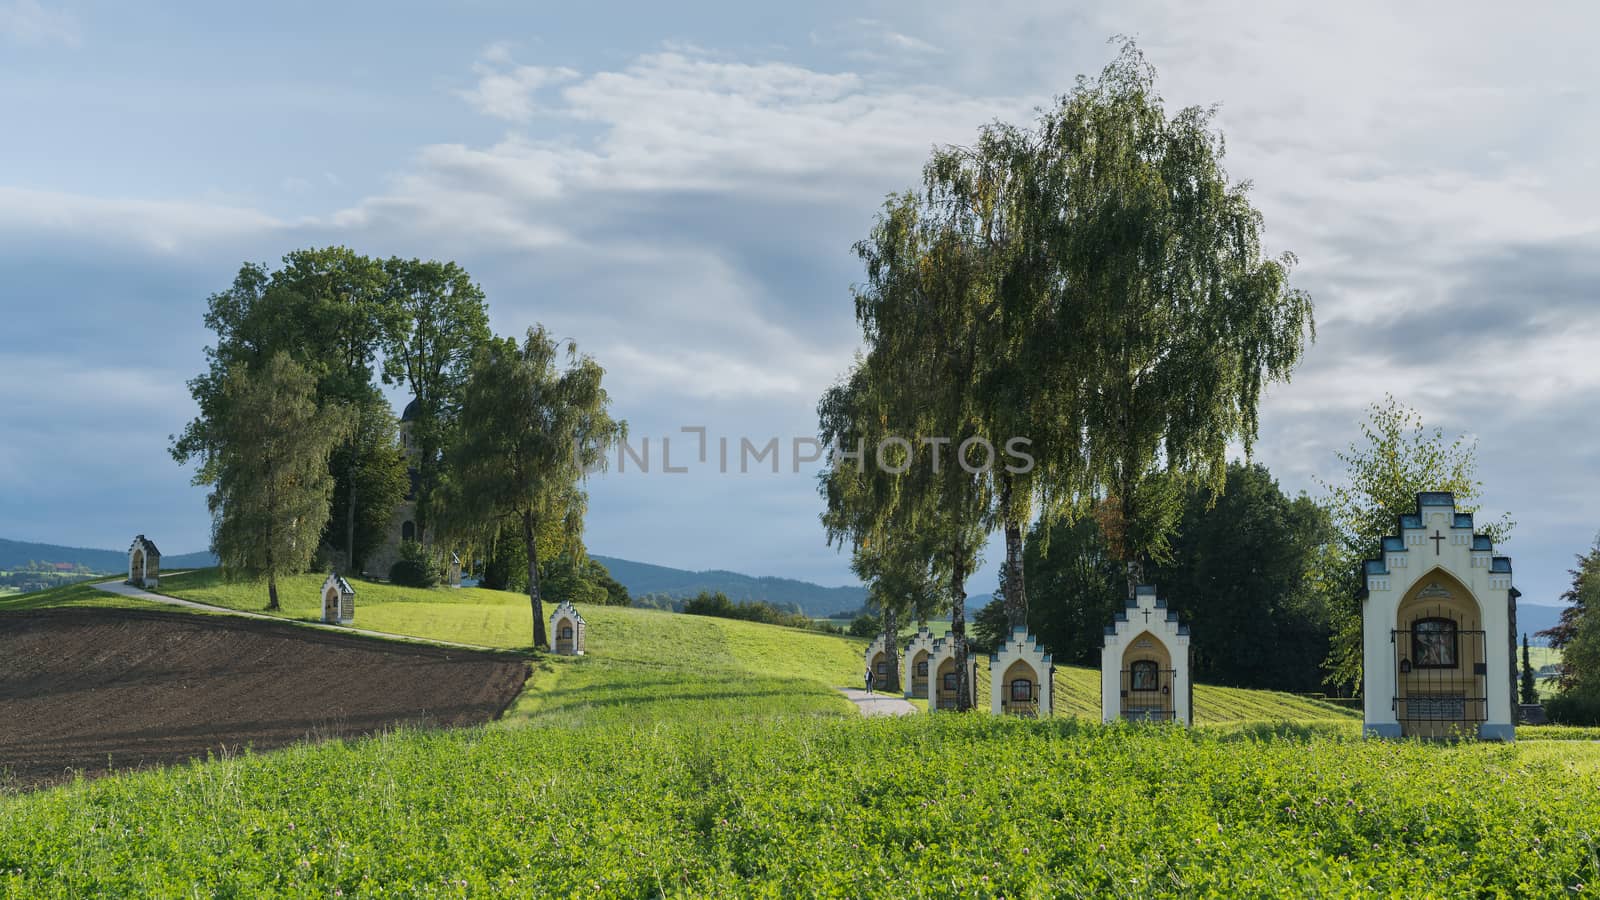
[1359,492,1518,741]
[364,398,423,579]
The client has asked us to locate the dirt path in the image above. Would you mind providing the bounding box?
[92,580,504,652]
[837,687,917,717]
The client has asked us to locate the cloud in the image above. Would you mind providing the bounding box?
[0,0,78,47]
[5,11,1600,595]
[0,187,284,255]
[457,46,580,122]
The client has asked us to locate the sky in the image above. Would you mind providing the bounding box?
[2,1,1597,609]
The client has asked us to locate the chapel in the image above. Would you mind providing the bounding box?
[127,535,161,589]
[550,600,587,655]
[1359,492,1517,740]
[321,572,355,625]
[901,626,936,699]
[865,634,896,691]
[1100,586,1193,725]
[366,398,423,579]
[926,632,978,712]
[989,626,1053,716]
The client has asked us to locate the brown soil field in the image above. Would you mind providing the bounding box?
[0,608,530,789]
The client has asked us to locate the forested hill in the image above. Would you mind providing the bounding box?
[591,555,868,617]
[0,538,217,573]
[0,537,868,617]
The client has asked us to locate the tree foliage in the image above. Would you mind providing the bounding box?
[1024,463,1330,691]
[1521,634,1539,706]
[1036,42,1314,594]
[445,327,623,649]
[380,259,492,543]
[200,353,349,609]
[1148,462,1332,691]
[1021,510,1125,667]
[1316,395,1513,692]
[1542,535,1599,700]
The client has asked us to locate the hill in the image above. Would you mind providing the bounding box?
[0,538,865,615]
[0,537,216,573]
[591,554,868,616]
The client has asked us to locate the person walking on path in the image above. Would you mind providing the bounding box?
[864,665,875,695]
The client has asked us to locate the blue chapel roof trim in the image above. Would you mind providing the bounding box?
[1359,491,1512,600]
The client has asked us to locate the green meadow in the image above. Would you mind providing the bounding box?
[4,574,1599,896]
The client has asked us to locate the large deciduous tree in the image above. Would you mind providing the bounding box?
[1317,395,1513,692]
[271,248,404,572]
[831,191,994,711]
[1148,462,1332,691]
[196,353,349,609]
[173,249,410,576]
[446,327,624,650]
[381,258,492,544]
[1041,42,1314,598]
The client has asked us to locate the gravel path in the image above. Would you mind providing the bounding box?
[837,687,917,717]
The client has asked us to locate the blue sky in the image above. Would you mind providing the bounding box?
[2,1,1597,610]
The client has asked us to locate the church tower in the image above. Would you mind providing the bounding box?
[366,398,422,578]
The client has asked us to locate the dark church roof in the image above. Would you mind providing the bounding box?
[401,398,421,422]
[129,534,161,557]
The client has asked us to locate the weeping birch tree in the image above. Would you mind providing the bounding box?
[446,327,624,650]
[201,353,349,610]
[1040,42,1315,597]
[826,193,995,711]
[820,366,951,695]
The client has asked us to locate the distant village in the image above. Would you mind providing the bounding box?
[0,560,102,593]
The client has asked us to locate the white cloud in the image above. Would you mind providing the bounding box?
[0,0,78,47]
[0,186,283,254]
[458,46,579,122]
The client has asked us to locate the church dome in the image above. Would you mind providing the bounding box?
[400,398,421,422]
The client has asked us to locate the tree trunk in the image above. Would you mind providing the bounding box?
[265,516,280,610]
[1120,481,1141,600]
[345,452,358,575]
[524,511,549,650]
[951,547,972,712]
[1000,474,1028,630]
[881,605,901,694]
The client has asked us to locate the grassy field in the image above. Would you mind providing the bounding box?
[151,569,1356,726]
[0,580,175,613]
[4,711,1600,895]
[6,572,1600,895]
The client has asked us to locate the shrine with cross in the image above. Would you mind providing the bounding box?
[1359,492,1518,740]
[1100,585,1193,725]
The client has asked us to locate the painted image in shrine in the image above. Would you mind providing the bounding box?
[1130,659,1160,690]
[1412,618,1459,668]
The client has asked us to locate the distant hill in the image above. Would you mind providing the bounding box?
[1518,603,1567,644]
[590,555,867,618]
[0,537,864,616]
[0,538,216,574]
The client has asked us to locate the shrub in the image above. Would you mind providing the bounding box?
[1544,691,1600,726]
[682,591,812,629]
[847,614,879,638]
[389,540,438,588]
